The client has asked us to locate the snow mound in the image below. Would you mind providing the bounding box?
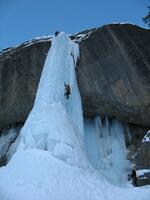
[0,149,149,200]
[137,169,150,177]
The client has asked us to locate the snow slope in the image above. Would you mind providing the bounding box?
[0,33,149,200]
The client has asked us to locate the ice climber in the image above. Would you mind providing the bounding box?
[64,83,71,99]
[55,31,60,37]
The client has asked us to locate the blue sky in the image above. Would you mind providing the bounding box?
[0,0,149,50]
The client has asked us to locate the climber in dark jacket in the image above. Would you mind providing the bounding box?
[131,169,138,186]
[55,31,60,37]
[64,83,71,99]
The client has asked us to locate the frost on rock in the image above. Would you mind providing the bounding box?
[0,125,21,164]
[73,30,93,43]
[142,130,150,143]
[0,33,150,200]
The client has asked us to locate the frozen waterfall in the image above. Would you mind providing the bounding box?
[18,32,86,167]
[0,32,149,200]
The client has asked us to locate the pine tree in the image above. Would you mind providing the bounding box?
[143,6,150,27]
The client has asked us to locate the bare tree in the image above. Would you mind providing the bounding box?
[143,6,150,27]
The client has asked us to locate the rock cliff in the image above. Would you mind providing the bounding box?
[77,24,150,127]
[0,24,150,129]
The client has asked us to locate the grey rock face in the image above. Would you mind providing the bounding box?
[0,39,51,128]
[127,130,150,186]
[124,124,148,161]
[135,141,150,168]
[0,24,150,129]
[134,139,150,186]
[0,124,22,166]
[77,24,150,127]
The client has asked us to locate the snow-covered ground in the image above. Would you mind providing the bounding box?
[137,169,150,176]
[0,33,149,200]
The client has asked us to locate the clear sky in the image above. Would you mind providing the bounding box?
[0,0,149,50]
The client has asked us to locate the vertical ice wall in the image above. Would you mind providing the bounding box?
[18,32,86,167]
[84,116,129,186]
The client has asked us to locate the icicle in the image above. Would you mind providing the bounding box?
[84,116,129,186]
